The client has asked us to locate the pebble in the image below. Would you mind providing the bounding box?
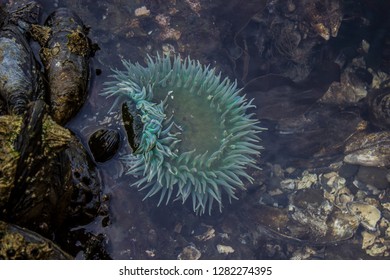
[195,227,215,241]
[361,231,377,249]
[177,246,201,260]
[216,244,235,255]
[135,6,150,17]
[347,202,381,231]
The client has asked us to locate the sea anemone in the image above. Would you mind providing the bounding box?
[103,54,264,214]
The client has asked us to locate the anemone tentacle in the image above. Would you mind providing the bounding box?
[103,55,265,214]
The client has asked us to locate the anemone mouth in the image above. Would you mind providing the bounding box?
[103,54,264,214]
[156,81,223,155]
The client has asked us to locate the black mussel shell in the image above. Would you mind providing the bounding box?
[88,129,120,163]
[37,7,92,124]
[122,100,143,152]
[0,17,44,115]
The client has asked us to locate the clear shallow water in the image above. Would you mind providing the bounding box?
[3,0,390,259]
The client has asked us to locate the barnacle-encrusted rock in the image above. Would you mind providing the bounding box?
[0,101,72,214]
[0,115,22,210]
[0,101,101,232]
[0,220,72,259]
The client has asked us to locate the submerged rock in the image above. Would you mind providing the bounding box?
[0,101,101,234]
[177,245,201,260]
[347,202,381,231]
[344,131,390,167]
[367,85,390,130]
[0,220,72,259]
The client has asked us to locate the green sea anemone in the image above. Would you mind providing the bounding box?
[103,55,264,214]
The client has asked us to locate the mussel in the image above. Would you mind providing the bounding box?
[31,8,95,124]
[122,100,143,153]
[0,3,44,115]
[88,128,120,163]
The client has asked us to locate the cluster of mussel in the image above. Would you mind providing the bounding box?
[0,2,111,259]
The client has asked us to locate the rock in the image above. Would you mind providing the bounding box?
[344,131,390,167]
[367,86,390,130]
[134,6,150,17]
[0,220,72,259]
[217,244,235,255]
[177,246,201,260]
[361,231,377,249]
[195,226,215,241]
[347,202,381,231]
[356,166,389,189]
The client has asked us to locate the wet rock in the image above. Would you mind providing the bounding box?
[344,131,390,167]
[297,171,318,190]
[327,211,359,240]
[347,202,381,231]
[252,169,362,244]
[60,139,102,226]
[290,246,317,260]
[304,0,342,40]
[194,225,215,241]
[338,164,359,178]
[177,245,201,260]
[356,166,389,189]
[289,205,328,238]
[279,171,318,191]
[361,231,377,249]
[0,220,72,259]
[385,224,390,238]
[134,6,150,17]
[365,243,388,257]
[320,58,370,105]
[216,244,235,255]
[293,188,324,209]
[321,172,353,211]
[367,85,390,130]
[0,115,23,210]
[227,0,342,82]
[0,101,101,233]
[280,179,296,190]
[353,180,382,195]
[145,249,155,257]
[1,101,73,229]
